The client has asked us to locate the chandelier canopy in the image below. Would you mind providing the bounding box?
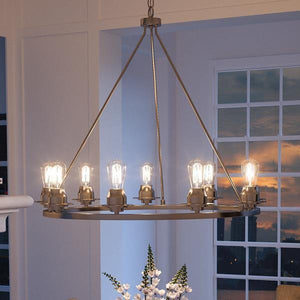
[39,0,264,221]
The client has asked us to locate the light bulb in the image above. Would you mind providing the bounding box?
[81,164,91,186]
[107,161,126,190]
[50,162,66,188]
[188,160,203,189]
[203,162,214,185]
[141,163,153,185]
[41,163,52,188]
[241,159,259,187]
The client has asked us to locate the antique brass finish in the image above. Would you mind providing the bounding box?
[138,185,156,205]
[241,186,260,210]
[78,186,95,206]
[47,189,68,213]
[41,0,264,222]
[107,189,127,214]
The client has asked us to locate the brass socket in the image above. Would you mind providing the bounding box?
[107,189,127,214]
[40,187,51,208]
[138,184,155,205]
[78,185,95,207]
[241,186,259,210]
[48,188,68,213]
[187,188,205,213]
[204,185,217,205]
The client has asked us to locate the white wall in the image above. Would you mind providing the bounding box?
[98,0,300,29]
[173,17,300,300]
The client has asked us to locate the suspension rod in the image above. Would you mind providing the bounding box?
[60,28,147,187]
[150,27,165,204]
[155,27,242,202]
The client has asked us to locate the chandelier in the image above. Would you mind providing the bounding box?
[39,1,264,221]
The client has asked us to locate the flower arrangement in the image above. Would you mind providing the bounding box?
[103,245,192,300]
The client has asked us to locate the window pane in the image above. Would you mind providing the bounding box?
[0,126,7,161]
[280,282,300,286]
[0,218,8,245]
[0,249,9,285]
[217,142,245,173]
[283,67,300,101]
[217,246,245,275]
[218,71,247,104]
[248,212,277,242]
[281,212,300,243]
[258,177,277,207]
[218,108,247,137]
[283,105,300,136]
[217,177,243,206]
[249,280,277,300]
[250,106,279,137]
[217,217,245,241]
[0,292,9,300]
[282,141,300,172]
[217,278,245,300]
[281,177,300,207]
[249,247,278,276]
[281,248,300,277]
[249,141,278,172]
[250,69,280,102]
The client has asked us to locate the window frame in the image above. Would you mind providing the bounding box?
[212,53,300,300]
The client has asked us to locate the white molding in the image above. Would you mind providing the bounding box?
[97,0,300,30]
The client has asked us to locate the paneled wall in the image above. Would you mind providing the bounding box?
[98,0,300,29]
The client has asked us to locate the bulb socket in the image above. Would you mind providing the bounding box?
[47,188,68,213]
[40,187,51,207]
[138,184,155,205]
[78,185,95,207]
[107,189,127,214]
[187,188,205,213]
[241,186,259,210]
[204,185,217,205]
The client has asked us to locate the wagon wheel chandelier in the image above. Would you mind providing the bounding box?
[39,0,264,221]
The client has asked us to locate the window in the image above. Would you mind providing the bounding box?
[214,56,300,300]
[0,36,9,300]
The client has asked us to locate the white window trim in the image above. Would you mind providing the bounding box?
[212,53,300,300]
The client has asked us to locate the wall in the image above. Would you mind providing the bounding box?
[98,0,300,29]
[173,17,300,300]
[21,0,101,299]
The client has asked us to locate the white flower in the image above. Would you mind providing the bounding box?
[181,296,189,300]
[134,294,141,300]
[136,285,142,291]
[115,297,122,300]
[158,289,165,296]
[123,292,131,300]
[185,286,192,293]
[155,269,162,277]
[148,270,155,277]
[123,284,130,291]
[152,277,160,287]
[117,287,124,294]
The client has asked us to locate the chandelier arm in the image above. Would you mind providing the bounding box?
[154,28,242,203]
[59,27,147,188]
[150,27,165,205]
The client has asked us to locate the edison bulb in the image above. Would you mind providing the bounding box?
[50,162,66,188]
[141,163,153,185]
[107,161,126,190]
[81,164,91,186]
[41,163,52,188]
[241,159,259,187]
[188,160,203,189]
[203,162,214,185]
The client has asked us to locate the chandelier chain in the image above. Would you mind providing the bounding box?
[147,0,154,17]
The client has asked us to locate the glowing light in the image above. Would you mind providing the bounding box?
[141,163,153,185]
[107,161,126,190]
[188,160,203,188]
[81,165,91,186]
